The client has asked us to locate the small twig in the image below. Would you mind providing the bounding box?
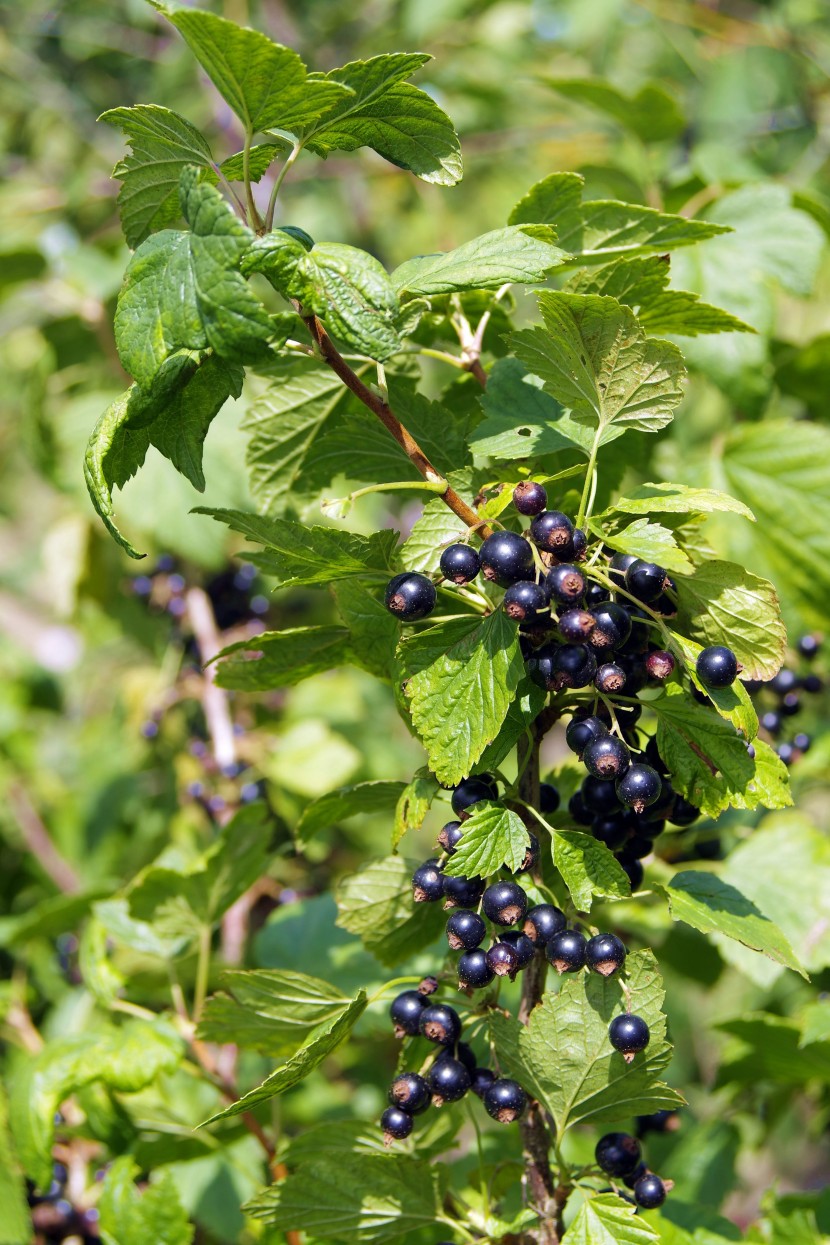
[184,587,237,772]
[7,782,81,893]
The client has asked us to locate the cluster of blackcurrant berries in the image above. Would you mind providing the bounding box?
[745,634,823,766]
[27,1162,101,1243]
[382,977,527,1143]
[130,554,270,627]
[596,1130,672,1209]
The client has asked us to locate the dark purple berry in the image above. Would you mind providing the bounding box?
[572,528,588,560]
[777,742,795,765]
[781,691,800,716]
[389,1073,431,1115]
[412,859,444,903]
[381,1105,413,1142]
[483,1078,527,1123]
[443,874,485,909]
[479,531,535,586]
[586,933,626,977]
[428,1055,471,1105]
[390,990,425,1038]
[513,481,548,515]
[596,1132,642,1177]
[458,949,496,990]
[454,1042,477,1074]
[636,1110,680,1137]
[670,795,700,827]
[583,735,631,780]
[558,608,596,643]
[646,650,675,681]
[486,941,520,978]
[419,1003,462,1046]
[592,813,631,851]
[547,929,587,974]
[616,764,661,814]
[569,790,594,825]
[609,1013,650,1060]
[620,857,644,890]
[566,714,609,757]
[439,543,480,584]
[504,580,549,622]
[499,930,535,969]
[582,776,622,815]
[615,653,648,694]
[595,662,626,694]
[585,580,611,606]
[761,710,782,736]
[696,645,739,689]
[384,572,436,620]
[446,909,486,951]
[625,560,667,603]
[451,775,497,818]
[644,777,675,823]
[530,510,574,554]
[482,880,528,927]
[588,603,632,651]
[609,552,638,585]
[794,732,811,752]
[551,643,597,690]
[802,673,823,693]
[471,1067,496,1098]
[539,782,560,814]
[633,1172,667,1209]
[437,820,464,852]
[546,564,586,604]
[798,634,820,659]
[770,668,798,696]
[523,903,566,945]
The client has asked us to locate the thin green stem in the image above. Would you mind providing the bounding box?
[242,127,263,231]
[576,427,602,529]
[590,567,675,646]
[366,976,423,1006]
[467,1096,491,1220]
[405,345,468,369]
[264,141,301,231]
[193,924,212,1021]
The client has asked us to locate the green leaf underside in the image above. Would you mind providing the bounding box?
[98,1157,194,1245]
[297,780,406,842]
[214,626,351,690]
[476,677,547,773]
[443,801,530,878]
[673,560,785,683]
[391,226,566,297]
[336,855,447,965]
[553,831,632,910]
[670,632,758,739]
[392,770,440,850]
[403,611,526,785]
[489,950,683,1132]
[470,356,597,458]
[198,969,352,1055]
[512,292,686,441]
[200,991,367,1124]
[593,516,693,574]
[665,871,805,976]
[562,1192,659,1245]
[546,77,685,143]
[603,482,754,521]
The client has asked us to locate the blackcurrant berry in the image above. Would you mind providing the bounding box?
[458,949,496,990]
[451,775,497,818]
[513,480,548,515]
[625,559,667,603]
[636,1110,680,1137]
[610,552,638,585]
[670,795,700,827]
[523,903,566,945]
[437,820,464,853]
[569,790,594,825]
[482,880,528,927]
[794,732,811,752]
[586,933,626,977]
[446,909,486,951]
[499,930,536,969]
[798,634,820,659]
[551,643,597,690]
[582,776,622,815]
[558,608,596,643]
[635,818,665,842]
[486,941,520,978]
[390,990,426,1038]
[547,929,587,974]
[503,580,549,623]
[802,673,823,694]
[645,650,675,681]
[389,1072,431,1115]
[595,1132,642,1177]
[609,1013,650,1061]
[539,782,560,814]
[412,858,444,903]
[583,735,631,781]
[479,531,535,586]
[777,742,795,765]
[616,764,661,814]
[572,528,588,560]
[643,777,675,823]
[592,814,631,852]
[427,1056,471,1105]
[384,572,436,621]
[633,1172,667,1209]
[696,645,738,689]
[615,653,648,694]
[566,714,609,758]
[526,644,558,691]
[483,1078,527,1123]
[454,1041,477,1074]
[419,1003,462,1046]
[620,857,644,890]
[588,603,632,651]
[761,710,782,735]
[595,662,626,694]
[381,1105,413,1142]
[530,510,574,554]
[770,668,798,696]
[585,580,611,606]
[443,874,485,909]
[439,543,480,585]
[546,564,586,605]
[471,1067,496,1098]
[781,691,800,716]
[515,831,540,873]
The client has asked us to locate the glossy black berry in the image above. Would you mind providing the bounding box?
[798,634,820,659]
[451,774,497,818]
[620,857,644,890]
[547,929,587,974]
[582,776,622,815]
[609,551,638,586]
[381,1105,413,1141]
[761,710,782,736]
[592,813,631,851]
[588,602,632,651]
[443,873,486,909]
[670,795,700,827]
[454,1041,477,1074]
[419,1003,462,1046]
[558,608,596,643]
[486,941,520,978]
[609,1013,650,1060]
[482,880,528,927]
[540,782,560,814]
[514,831,539,874]
[500,930,536,969]
[645,650,675,681]
[585,580,611,606]
[479,531,535,586]
[390,990,426,1037]
[586,933,626,977]
[546,564,586,604]
[569,790,594,825]
[625,559,667,603]
[777,742,795,765]
[437,820,464,853]
[566,714,609,758]
[636,1109,680,1137]
[616,764,661,815]
[572,528,588,560]
[446,909,486,951]
[427,1056,471,1105]
[483,1078,528,1124]
[513,480,548,515]
[412,858,444,903]
[439,543,481,585]
[526,644,557,691]
[458,949,496,990]
[595,662,626,694]
[770,668,798,696]
[389,1073,431,1115]
[633,1173,667,1209]
[644,777,675,823]
[530,510,574,554]
[615,654,648,695]
[384,572,436,621]
[504,580,549,622]
[696,645,739,689]
[595,1132,642,1177]
[781,691,800,716]
[471,1067,496,1098]
[583,735,631,781]
[523,903,566,945]
[551,643,597,690]
[802,673,823,694]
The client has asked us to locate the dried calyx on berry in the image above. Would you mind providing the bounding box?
[479,531,535,586]
[389,1073,431,1114]
[390,990,426,1038]
[483,1078,528,1123]
[596,1131,642,1177]
[523,903,566,944]
[446,909,486,951]
[428,1054,471,1105]
[609,1013,650,1061]
[384,571,436,620]
[381,1105,413,1143]
[586,933,626,977]
[530,509,574,554]
[547,929,587,974]
[419,1003,462,1046]
[482,880,528,926]
[439,542,481,585]
[412,858,444,903]
[513,480,548,515]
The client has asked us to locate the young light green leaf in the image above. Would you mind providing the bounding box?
[442,801,531,878]
[336,855,447,965]
[403,611,526,785]
[0,1085,29,1245]
[153,4,352,134]
[673,560,785,682]
[392,226,566,298]
[198,969,352,1055]
[392,770,441,850]
[670,633,758,739]
[602,482,754,521]
[512,292,686,441]
[562,1192,659,1245]
[100,104,214,247]
[200,991,366,1125]
[99,1156,193,1245]
[553,830,631,910]
[297,780,406,844]
[469,357,596,458]
[592,517,693,574]
[214,626,351,691]
[665,871,805,977]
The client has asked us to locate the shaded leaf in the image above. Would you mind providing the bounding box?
[99,1156,193,1245]
[297,780,406,844]
[198,969,352,1055]
[214,626,351,691]
[546,76,684,143]
[553,830,631,910]
[336,855,446,965]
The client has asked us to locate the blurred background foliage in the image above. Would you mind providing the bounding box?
[1,0,830,1241]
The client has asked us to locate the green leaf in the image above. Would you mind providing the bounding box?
[403,611,526,786]
[476,677,547,773]
[546,77,684,142]
[114,168,272,387]
[602,482,754,521]
[391,226,566,298]
[301,52,462,186]
[336,855,446,965]
[653,684,790,820]
[593,517,693,575]
[489,950,683,1132]
[665,870,805,977]
[297,780,406,844]
[553,830,632,910]
[244,1152,442,1240]
[716,1014,830,1087]
[84,389,152,558]
[670,633,758,739]
[100,104,213,248]
[218,141,288,183]
[198,969,352,1055]
[562,1192,659,1245]
[99,1156,193,1245]
[333,580,400,680]
[0,1085,29,1245]
[149,353,244,490]
[201,991,367,1124]
[154,4,352,134]
[401,498,468,575]
[392,770,441,850]
[800,1002,830,1048]
[214,626,351,691]
[442,801,530,878]
[671,561,785,683]
[512,293,686,442]
[469,356,595,459]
